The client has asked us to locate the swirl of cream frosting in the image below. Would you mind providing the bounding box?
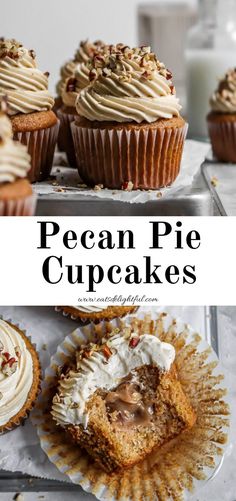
[51,330,175,428]
[71,306,106,313]
[57,40,105,99]
[61,63,90,108]
[0,112,30,183]
[0,319,33,427]
[0,39,54,116]
[76,45,181,123]
[210,68,236,113]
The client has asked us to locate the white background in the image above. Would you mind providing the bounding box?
[1,0,196,93]
[0,216,235,305]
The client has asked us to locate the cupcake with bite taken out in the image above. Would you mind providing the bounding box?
[56,39,105,164]
[207,68,236,163]
[71,44,187,189]
[0,39,59,182]
[0,102,36,215]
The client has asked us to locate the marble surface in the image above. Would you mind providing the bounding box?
[0,306,235,501]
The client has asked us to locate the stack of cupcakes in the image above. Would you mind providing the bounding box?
[56,40,106,165]
[0,38,59,182]
[71,44,187,189]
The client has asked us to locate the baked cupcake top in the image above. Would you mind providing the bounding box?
[51,327,175,428]
[0,319,33,426]
[0,39,54,116]
[0,109,31,183]
[75,44,181,123]
[57,39,105,103]
[210,68,236,113]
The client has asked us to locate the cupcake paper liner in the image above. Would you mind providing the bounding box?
[208,119,236,163]
[0,192,37,216]
[32,311,229,501]
[57,108,77,167]
[71,122,188,189]
[54,306,139,323]
[0,316,42,435]
[13,120,60,183]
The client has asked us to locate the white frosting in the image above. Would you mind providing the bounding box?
[0,39,54,116]
[0,113,31,183]
[76,46,181,123]
[51,332,175,428]
[72,306,106,314]
[0,319,33,427]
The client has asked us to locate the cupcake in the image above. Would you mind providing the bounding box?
[71,44,187,189]
[56,40,105,164]
[207,68,236,162]
[0,39,59,182]
[35,312,229,500]
[51,327,196,472]
[56,305,137,322]
[0,318,41,434]
[0,105,36,215]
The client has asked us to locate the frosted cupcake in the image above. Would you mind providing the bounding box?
[0,107,36,215]
[56,305,137,322]
[56,40,105,165]
[71,44,187,189]
[207,68,236,162]
[51,328,195,472]
[0,39,59,182]
[0,318,41,434]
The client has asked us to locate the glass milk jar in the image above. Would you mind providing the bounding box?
[186,0,236,139]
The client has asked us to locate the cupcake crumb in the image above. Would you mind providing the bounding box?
[122,181,133,191]
[13,494,24,501]
[94,184,104,191]
[211,176,219,187]
[55,187,66,192]
[156,191,163,198]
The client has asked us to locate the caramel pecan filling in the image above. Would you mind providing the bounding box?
[105,374,154,428]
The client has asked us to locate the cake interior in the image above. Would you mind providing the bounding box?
[67,364,196,472]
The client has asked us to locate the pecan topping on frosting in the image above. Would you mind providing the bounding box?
[210,68,236,113]
[87,44,171,83]
[0,39,27,60]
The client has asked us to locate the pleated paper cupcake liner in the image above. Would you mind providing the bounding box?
[13,120,59,183]
[32,310,230,501]
[71,122,188,189]
[0,192,37,216]
[0,317,42,435]
[57,108,78,167]
[54,306,139,323]
[208,119,236,163]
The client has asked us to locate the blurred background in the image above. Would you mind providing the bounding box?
[2,0,236,138]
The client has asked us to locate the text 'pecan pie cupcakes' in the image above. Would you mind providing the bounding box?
[51,328,196,472]
[0,39,59,182]
[207,68,236,163]
[0,318,41,434]
[71,44,187,190]
[0,106,36,215]
[56,305,138,322]
[56,40,106,165]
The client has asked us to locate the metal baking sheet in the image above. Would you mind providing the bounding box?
[202,162,236,216]
[0,306,219,493]
[34,167,216,216]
